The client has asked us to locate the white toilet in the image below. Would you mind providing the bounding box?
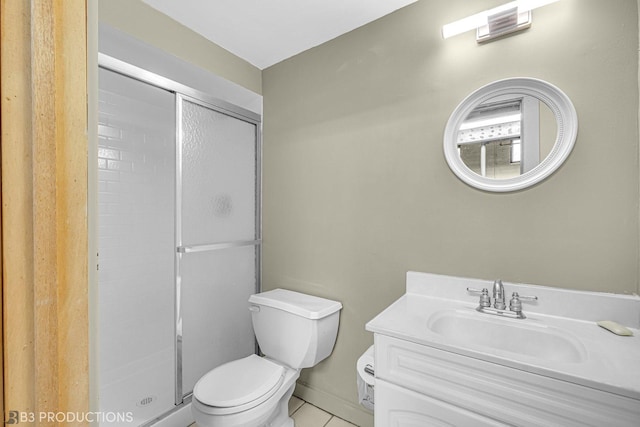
[191,288,342,427]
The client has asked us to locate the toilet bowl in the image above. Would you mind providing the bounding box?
[192,355,299,427]
[191,289,342,427]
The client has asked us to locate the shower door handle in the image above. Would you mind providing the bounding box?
[177,239,261,254]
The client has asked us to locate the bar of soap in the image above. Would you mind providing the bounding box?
[597,320,634,336]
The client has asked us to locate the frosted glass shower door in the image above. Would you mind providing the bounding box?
[98,68,176,425]
[178,97,259,398]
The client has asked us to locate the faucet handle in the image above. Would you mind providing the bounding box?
[467,287,491,308]
[513,292,538,301]
[509,292,538,313]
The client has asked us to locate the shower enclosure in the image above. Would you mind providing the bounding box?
[97,56,261,426]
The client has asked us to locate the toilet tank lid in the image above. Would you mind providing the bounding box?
[249,289,342,319]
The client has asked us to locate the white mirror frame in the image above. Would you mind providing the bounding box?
[443,77,578,192]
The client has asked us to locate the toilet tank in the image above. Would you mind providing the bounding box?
[248,289,342,369]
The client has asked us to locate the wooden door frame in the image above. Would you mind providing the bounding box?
[1,1,89,424]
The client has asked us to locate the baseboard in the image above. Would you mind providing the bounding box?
[146,402,194,427]
[294,383,374,427]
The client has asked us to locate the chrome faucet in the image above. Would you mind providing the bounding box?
[492,279,506,310]
[467,280,538,319]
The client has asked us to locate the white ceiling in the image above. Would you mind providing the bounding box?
[141,0,418,70]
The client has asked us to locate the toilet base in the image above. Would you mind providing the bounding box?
[264,383,295,427]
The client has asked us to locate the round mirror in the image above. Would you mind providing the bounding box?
[443,78,578,192]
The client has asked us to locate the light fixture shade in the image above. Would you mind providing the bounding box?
[441,0,560,40]
[442,11,489,39]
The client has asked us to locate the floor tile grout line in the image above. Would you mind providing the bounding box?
[290,398,359,427]
[292,401,332,426]
[290,402,304,417]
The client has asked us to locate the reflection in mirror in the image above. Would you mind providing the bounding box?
[456,95,556,180]
[443,78,578,192]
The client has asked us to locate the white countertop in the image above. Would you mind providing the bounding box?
[366,272,640,400]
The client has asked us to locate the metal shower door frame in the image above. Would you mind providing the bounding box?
[175,93,262,404]
[98,53,262,418]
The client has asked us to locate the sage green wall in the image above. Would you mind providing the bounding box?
[98,0,262,94]
[262,0,638,424]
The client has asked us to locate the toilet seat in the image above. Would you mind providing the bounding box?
[193,355,285,416]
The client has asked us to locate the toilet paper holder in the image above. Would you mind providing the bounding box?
[364,364,374,376]
[357,346,375,411]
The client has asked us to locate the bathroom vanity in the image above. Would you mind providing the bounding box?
[366,272,640,426]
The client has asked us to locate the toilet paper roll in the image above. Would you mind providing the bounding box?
[356,345,375,386]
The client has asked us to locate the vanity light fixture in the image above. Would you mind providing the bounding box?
[442,0,559,43]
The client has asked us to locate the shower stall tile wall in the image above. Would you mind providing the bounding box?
[98,68,176,426]
[98,62,261,426]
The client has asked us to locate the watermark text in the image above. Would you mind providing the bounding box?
[6,410,134,424]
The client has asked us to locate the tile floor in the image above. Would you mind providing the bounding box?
[189,396,358,427]
[288,396,358,427]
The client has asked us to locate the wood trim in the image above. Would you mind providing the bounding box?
[1,0,36,421]
[0,1,3,423]
[1,0,88,424]
[52,0,89,418]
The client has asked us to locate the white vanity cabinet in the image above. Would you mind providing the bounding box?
[376,379,503,426]
[374,334,640,427]
[366,272,640,427]
[375,335,503,427]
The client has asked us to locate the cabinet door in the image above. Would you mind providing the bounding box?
[375,334,640,426]
[375,380,506,427]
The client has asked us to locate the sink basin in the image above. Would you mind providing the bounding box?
[367,272,640,401]
[428,310,587,363]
